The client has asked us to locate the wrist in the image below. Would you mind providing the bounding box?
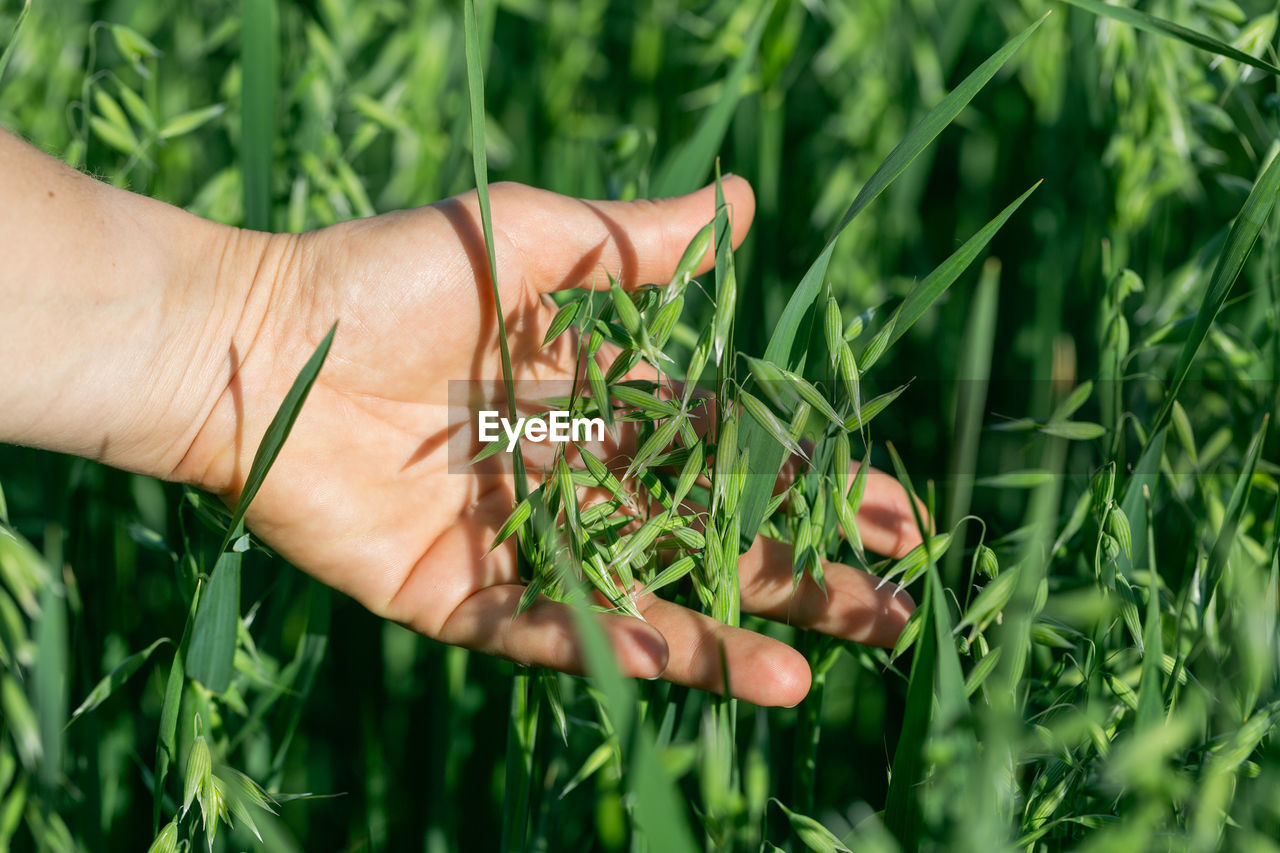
[161,225,304,493]
[30,209,287,486]
[0,128,311,494]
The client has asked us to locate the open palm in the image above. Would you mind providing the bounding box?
[179,178,919,707]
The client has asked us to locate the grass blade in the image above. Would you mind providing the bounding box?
[944,259,999,584]
[887,443,966,726]
[185,549,242,693]
[153,589,199,832]
[883,557,936,849]
[241,0,278,230]
[0,0,32,87]
[1116,427,1168,586]
[883,441,971,850]
[650,1,773,197]
[1136,486,1164,732]
[464,0,529,503]
[860,182,1039,372]
[566,583,698,852]
[464,6,539,848]
[69,638,169,725]
[1060,0,1280,78]
[763,12,1048,370]
[1200,415,1269,610]
[738,13,1048,545]
[1,677,39,770]
[33,575,66,791]
[266,581,330,784]
[219,322,336,556]
[1152,146,1280,435]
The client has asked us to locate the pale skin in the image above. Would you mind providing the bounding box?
[0,127,920,708]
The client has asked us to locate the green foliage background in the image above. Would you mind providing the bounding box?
[2,0,1279,850]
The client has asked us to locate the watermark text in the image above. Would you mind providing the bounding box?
[477,410,606,452]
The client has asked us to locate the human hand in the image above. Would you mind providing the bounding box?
[0,132,918,708]
[164,177,919,707]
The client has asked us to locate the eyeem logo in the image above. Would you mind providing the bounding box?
[478,410,606,453]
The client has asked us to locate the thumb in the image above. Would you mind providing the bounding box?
[493,176,756,293]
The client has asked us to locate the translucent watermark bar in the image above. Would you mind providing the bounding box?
[446,377,1278,479]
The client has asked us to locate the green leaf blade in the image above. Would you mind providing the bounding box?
[219,321,337,555]
[1061,0,1280,77]
[185,550,242,694]
[1153,147,1280,433]
[69,638,169,725]
[860,181,1040,372]
[650,1,774,197]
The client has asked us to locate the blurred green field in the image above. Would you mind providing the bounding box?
[2,0,1280,850]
